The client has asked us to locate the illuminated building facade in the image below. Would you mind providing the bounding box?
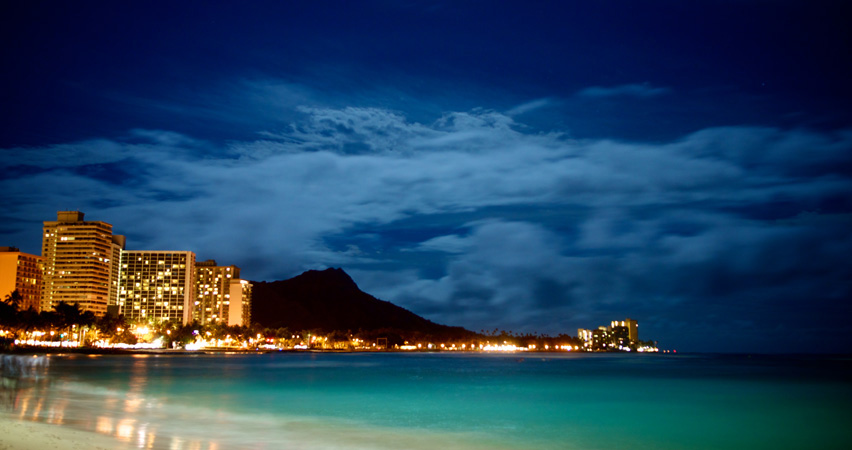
[41,211,125,315]
[194,260,252,326]
[577,328,593,351]
[610,324,630,349]
[0,247,43,311]
[108,235,126,312]
[591,326,611,351]
[611,318,638,348]
[118,251,196,324]
[228,278,252,327]
[195,260,238,324]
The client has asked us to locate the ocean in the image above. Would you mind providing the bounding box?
[1,352,850,449]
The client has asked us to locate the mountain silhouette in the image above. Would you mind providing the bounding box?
[250,268,473,340]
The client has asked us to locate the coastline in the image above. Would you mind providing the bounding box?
[2,345,661,356]
[0,414,131,450]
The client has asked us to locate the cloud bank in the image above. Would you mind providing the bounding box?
[2,107,851,352]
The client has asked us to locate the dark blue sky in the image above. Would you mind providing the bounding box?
[2,1,851,353]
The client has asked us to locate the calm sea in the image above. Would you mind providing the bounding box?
[1,352,850,449]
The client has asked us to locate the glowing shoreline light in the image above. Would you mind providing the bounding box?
[481,343,527,352]
[14,339,80,348]
[4,324,647,353]
[184,341,204,351]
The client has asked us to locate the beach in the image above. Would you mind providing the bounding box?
[0,415,132,450]
[0,353,125,450]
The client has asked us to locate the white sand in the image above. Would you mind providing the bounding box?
[0,415,131,450]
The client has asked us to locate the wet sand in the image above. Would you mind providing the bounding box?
[0,415,130,450]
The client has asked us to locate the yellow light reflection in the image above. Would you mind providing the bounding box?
[96,416,113,435]
[46,399,67,425]
[124,396,142,413]
[116,418,135,442]
[17,397,29,418]
[31,398,44,420]
[137,423,148,448]
[169,436,184,450]
[145,430,157,449]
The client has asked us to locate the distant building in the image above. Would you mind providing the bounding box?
[118,250,196,324]
[578,318,641,351]
[577,328,594,351]
[41,211,125,315]
[0,247,43,311]
[610,324,631,349]
[195,260,244,325]
[592,326,611,351]
[611,318,638,346]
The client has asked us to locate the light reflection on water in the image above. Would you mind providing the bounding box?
[2,354,508,450]
[1,355,189,450]
[9,385,215,450]
[2,353,852,450]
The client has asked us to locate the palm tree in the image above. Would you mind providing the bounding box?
[2,290,23,310]
[51,302,95,344]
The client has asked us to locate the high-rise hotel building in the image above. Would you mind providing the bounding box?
[195,260,252,326]
[118,251,196,324]
[0,247,44,311]
[41,211,125,315]
[37,211,250,326]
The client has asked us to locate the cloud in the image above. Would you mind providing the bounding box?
[410,234,472,254]
[576,83,671,99]
[128,129,206,147]
[105,79,316,128]
[678,126,852,177]
[2,106,851,351]
[358,220,579,330]
[358,209,852,350]
[506,98,555,116]
[0,139,131,169]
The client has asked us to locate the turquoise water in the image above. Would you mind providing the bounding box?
[2,352,851,449]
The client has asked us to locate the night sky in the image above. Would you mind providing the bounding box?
[3,1,851,353]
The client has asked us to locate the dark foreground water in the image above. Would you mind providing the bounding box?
[1,352,851,449]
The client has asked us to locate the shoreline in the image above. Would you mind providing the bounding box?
[10,347,845,358]
[2,344,667,356]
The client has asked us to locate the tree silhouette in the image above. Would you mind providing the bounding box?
[2,290,23,310]
[53,301,96,332]
[0,298,17,328]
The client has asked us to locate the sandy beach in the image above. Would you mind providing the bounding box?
[0,415,131,450]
